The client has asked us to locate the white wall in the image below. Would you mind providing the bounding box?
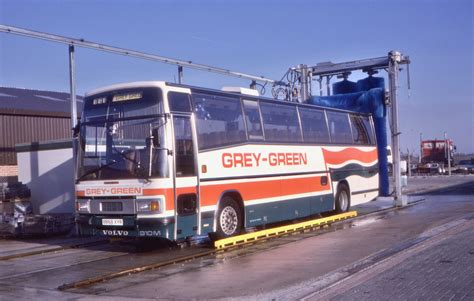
[17,145,74,214]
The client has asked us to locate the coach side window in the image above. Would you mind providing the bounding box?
[242,99,264,140]
[260,102,302,143]
[192,93,246,149]
[350,115,371,145]
[299,107,330,143]
[363,116,376,145]
[327,111,353,144]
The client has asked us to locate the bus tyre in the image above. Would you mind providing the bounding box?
[335,183,350,213]
[215,196,243,239]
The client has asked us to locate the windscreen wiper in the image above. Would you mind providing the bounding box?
[110,145,155,182]
[76,160,117,183]
[109,144,150,180]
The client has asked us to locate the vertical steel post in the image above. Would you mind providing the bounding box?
[444,132,452,176]
[419,132,423,163]
[68,45,78,175]
[178,66,183,84]
[407,148,412,177]
[448,140,451,176]
[326,76,331,96]
[69,45,78,130]
[388,51,404,204]
[318,77,323,96]
[444,132,447,174]
[299,64,309,103]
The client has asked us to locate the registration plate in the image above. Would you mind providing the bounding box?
[102,218,124,226]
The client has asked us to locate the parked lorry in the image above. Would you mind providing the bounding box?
[417,139,455,175]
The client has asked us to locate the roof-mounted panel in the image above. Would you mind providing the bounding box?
[221,86,259,97]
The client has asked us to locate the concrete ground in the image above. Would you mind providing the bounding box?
[0,175,473,300]
[314,218,474,300]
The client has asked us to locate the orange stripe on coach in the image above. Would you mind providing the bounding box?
[200,175,330,207]
[322,148,377,166]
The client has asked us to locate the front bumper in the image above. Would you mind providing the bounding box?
[76,214,174,239]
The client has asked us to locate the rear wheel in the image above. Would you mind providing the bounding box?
[335,183,350,213]
[215,196,243,239]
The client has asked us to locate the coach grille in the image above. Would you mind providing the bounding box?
[89,199,135,214]
[101,201,123,212]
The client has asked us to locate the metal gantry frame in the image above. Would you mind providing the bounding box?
[294,51,411,203]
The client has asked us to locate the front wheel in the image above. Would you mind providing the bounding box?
[335,183,350,213]
[215,196,243,239]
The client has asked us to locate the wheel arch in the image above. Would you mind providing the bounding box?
[214,190,245,231]
[337,180,350,194]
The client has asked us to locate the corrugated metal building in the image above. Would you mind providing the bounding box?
[0,87,83,181]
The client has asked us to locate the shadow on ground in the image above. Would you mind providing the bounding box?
[412,180,474,196]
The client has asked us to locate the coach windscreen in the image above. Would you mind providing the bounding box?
[77,87,169,181]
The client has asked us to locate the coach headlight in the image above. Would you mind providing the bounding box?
[137,199,161,213]
[76,199,90,213]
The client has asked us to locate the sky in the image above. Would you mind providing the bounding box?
[0,0,473,153]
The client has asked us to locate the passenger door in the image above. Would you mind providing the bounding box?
[172,115,199,239]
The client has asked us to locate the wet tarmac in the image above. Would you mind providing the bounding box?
[0,175,473,300]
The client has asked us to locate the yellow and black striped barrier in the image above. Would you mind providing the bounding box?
[215,211,357,249]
